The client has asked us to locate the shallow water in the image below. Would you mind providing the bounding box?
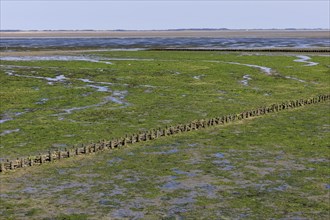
[241,74,252,86]
[1,38,329,49]
[0,55,113,65]
[0,129,20,136]
[284,76,306,83]
[87,84,109,92]
[0,111,26,124]
[294,55,318,66]
[7,71,67,84]
[227,62,272,75]
[193,75,204,80]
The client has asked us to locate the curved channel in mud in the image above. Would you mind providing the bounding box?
[0,56,113,65]
[294,55,318,66]
[226,61,273,75]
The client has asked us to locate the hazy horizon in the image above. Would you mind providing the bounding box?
[1,28,329,32]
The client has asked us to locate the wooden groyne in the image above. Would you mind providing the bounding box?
[1,94,329,173]
[151,48,330,53]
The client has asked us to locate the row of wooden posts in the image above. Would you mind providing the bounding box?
[1,94,329,173]
[153,48,330,53]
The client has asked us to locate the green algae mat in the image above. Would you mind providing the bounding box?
[0,50,329,218]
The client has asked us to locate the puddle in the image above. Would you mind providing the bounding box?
[108,185,126,196]
[51,182,91,193]
[36,98,49,105]
[294,55,318,66]
[268,184,290,192]
[170,197,195,205]
[105,91,129,105]
[108,157,123,166]
[226,61,272,75]
[0,129,20,136]
[162,148,179,154]
[21,187,38,194]
[326,184,330,189]
[241,74,252,86]
[54,92,129,116]
[161,181,182,190]
[79,78,113,85]
[214,153,225,158]
[61,102,105,115]
[145,148,179,155]
[172,168,196,177]
[111,208,144,219]
[79,78,94,83]
[213,159,234,170]
[284,76,306,83]
[99,199,112,205]
[7,71,67,84]
[0,111,26,124]
[193,75,204,80]
[199,184,217,198]
[87,84,109,92]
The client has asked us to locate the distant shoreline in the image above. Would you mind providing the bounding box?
[1,30,329,38]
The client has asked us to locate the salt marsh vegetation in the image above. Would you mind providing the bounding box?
[0,50,329,219]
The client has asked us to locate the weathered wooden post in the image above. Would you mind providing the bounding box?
[48,151,52,162]
[58,151,61,160]
[1,162,5,172]
[21,158,25,168]
[29,157,33,166]
[137,133,141,141]
[163,128,167,136]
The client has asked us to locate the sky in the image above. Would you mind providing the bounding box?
[1,0,329,30]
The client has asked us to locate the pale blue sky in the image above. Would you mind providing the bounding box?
[1,1,329,30]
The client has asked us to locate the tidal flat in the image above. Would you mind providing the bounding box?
[0,50,329,219]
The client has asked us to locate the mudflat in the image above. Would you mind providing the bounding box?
[1,30,329,38]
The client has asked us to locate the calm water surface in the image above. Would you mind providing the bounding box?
[1,38,329,49]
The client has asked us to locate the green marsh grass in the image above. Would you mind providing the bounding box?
[1,51,329,158]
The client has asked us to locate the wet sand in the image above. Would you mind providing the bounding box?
[1,30,329,38]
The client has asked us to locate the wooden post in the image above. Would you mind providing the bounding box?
[130,135,135,144]
[40,154,44,164]
[0,162,5,172]
[49,151,52,162]
[29,157,33,166]
[21,158,24,168]
[58,151,61,160]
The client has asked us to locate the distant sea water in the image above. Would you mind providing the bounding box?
[1,38,329,49]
